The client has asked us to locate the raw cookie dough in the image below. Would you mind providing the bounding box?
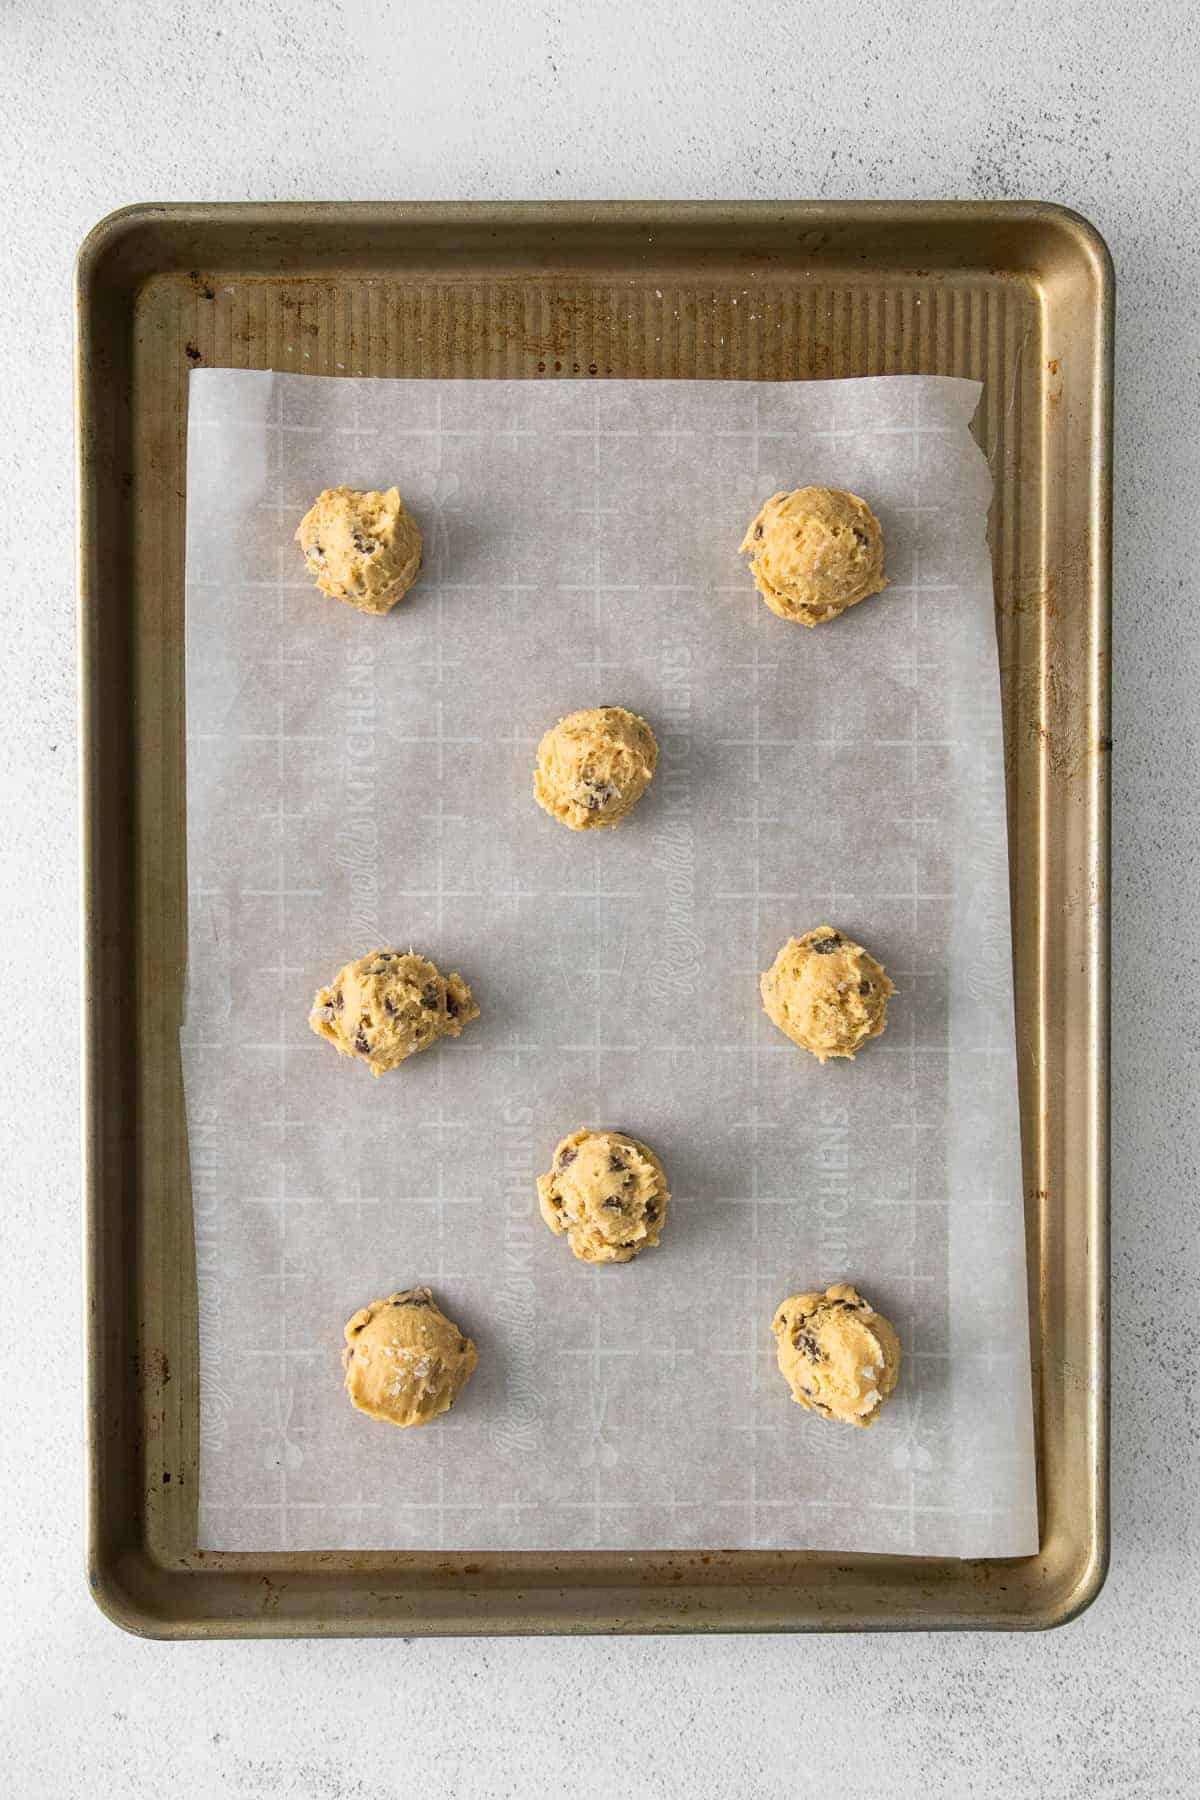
[537,1128,669,1263]
[295,485,423,615]
[533,706,658,831]
[343,1287,478,1427]
[771,1283,901,1426]
[739,486,886,625]
[761,926,894,1062]
[309,950,478,1076]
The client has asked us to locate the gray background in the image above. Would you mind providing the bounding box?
[1,1,1195,1794]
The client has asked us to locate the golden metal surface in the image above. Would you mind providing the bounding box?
[77,202,1111,1635]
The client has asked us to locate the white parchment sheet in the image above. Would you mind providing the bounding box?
[183,370,1037,1557]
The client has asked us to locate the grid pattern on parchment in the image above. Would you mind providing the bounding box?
[182,370,1036,1559]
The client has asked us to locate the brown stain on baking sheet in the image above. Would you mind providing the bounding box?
[1003,568,1059,620]
[1019,644,1089,780]
[1045,355,1064,410]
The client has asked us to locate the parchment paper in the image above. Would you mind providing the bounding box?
[183,369,1037,1557]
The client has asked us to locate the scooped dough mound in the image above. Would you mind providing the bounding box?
[343,1288,478,1427]
[771,1283,901,1426]
[533,707,658,831]
[537,1128,669,1264]
[295,485,423,614]
[739,486,886,625]
[760,926,894,1062]
[310,950,478,1076]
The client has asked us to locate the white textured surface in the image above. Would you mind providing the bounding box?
[0,0,1196,1793]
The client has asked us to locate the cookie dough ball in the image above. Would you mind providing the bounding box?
[772,1284,901,1426]
[295,485,422,615]
[761,926,894,1063]
[533,706,658,831]
[537,1128,669,1264]
[739,486,886,625]
[343,1288,478,1427]
[310,950,478,1076]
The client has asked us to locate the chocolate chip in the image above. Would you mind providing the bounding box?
[644,1202,659,1223]
[582,780,618,812]
[445,991,460,1018]
[859,979,871,994]
[753,522,763,540]
[794,1330,825,1363]
[852,527,869,548]
[608,1151,626,1173]
[557,1146,577,1170]
[811,934,842,955]
[333,989,344,1011]
[602,1197,625,1211]
[421,983,441,1010]
[392,1292,430,1308]
[383,995,397,1016]
[354,1029,370,1054]
[352,530,378,555]
[458,1339,469,1354]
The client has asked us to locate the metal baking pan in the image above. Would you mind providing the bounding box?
[78,200,1111,1636]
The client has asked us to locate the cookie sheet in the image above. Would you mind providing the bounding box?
[183,369,1037,1557]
